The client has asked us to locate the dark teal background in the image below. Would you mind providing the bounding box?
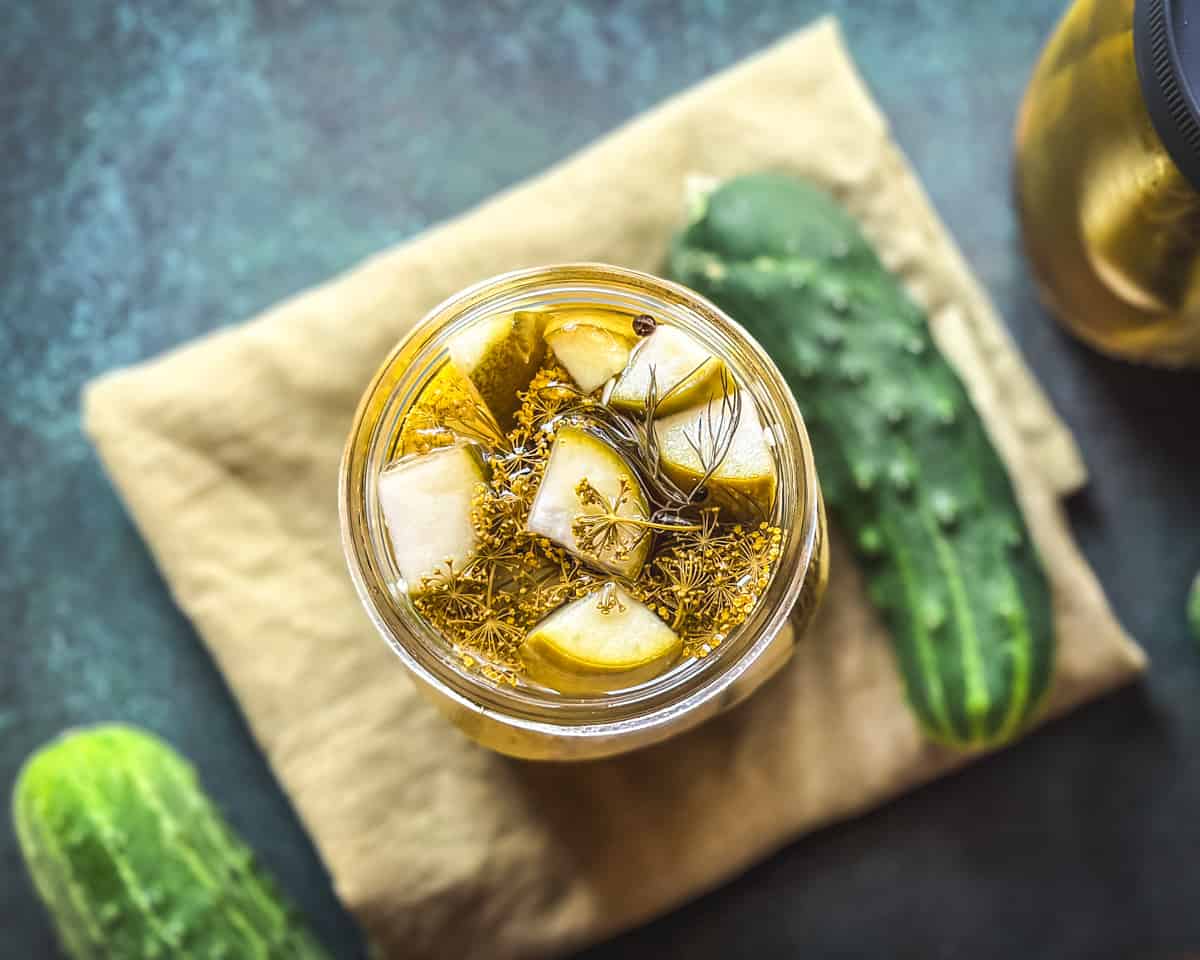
[5,1,1200,957]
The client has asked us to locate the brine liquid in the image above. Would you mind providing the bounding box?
[1014,0,1200,365]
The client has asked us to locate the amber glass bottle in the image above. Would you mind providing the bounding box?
[1015,0,1200,365]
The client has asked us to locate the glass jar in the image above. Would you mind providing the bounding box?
[339,263,828,760]
[1014,0,1200,365]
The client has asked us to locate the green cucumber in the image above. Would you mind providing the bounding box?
[669,173,1055,748]
[1189,572,1200,647]
[12,724,332,959]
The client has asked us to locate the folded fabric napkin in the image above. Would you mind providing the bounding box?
[84,18,1145,960]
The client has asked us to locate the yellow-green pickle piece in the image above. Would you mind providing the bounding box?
[378,443,485,590]
[542,308,637,393]
[446,309,545,430]
[522,584,682,694]
[12,724,332,959]
[396,360,492,454]
[609,325,726,416]
[525,425,652,578]
[654,392,777,518]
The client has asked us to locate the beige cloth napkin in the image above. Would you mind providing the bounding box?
[84,18,1145,960]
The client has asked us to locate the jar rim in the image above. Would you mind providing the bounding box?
[339,263,823,755]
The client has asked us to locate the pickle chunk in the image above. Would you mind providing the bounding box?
[378,444,483,590]
[544,310,636,393]
[396,361,487,454]
[525,426,650,578]
[447,310,544,430]
[654,393,777,517]
[609,326,726,416]
[521,584,681,694]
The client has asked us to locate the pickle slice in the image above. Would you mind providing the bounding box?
[544,310,637,393]
[654,393,777,517]
[609,326,726,416]
[521,584,681,694]
[378,444,484,591]
[396,362,486,455]
[525,425,651,578]
[447,310,545,430]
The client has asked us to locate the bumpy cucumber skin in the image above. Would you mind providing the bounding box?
[669,173,1055,748]
[12,724,332,959]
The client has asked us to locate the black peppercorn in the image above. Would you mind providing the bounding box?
[632,313,656,336]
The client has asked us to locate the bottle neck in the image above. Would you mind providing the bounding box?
[1134,0,1200,192]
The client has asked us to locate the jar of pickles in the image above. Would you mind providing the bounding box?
[339,264,828,760]
[1015,0,1200,365]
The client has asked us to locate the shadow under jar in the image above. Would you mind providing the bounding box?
[340,263,828,760]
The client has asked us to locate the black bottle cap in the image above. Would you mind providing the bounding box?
[1134,0,1200,190]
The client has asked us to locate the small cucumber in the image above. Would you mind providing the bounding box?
[13,724,333,959]
[670,173,1055,748]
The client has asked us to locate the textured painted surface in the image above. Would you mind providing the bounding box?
[3,1,1200,958]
